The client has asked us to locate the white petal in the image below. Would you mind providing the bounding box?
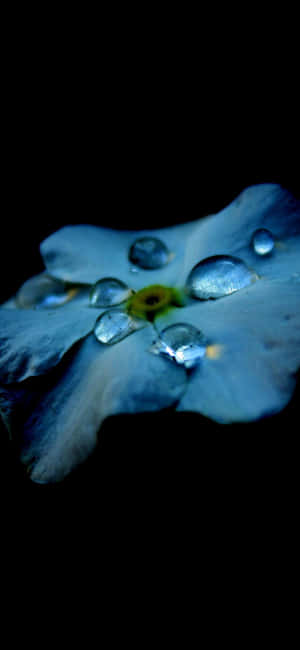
[0,305,98,383]
[0,326,187,483]
[156,277,300,423]
[177,183,300,285]
[39,185,300,294]
[40,222,195,289]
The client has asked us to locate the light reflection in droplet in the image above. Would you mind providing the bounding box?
[129,237,171,270]
[151,323,207,368]
[90,277,132,308]
[186,255,256,300]
[252,228,275,256]
[94,308,144,345]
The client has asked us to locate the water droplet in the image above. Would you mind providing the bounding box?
[94,308,144,345]
[89,277,132,308]
[151,323,207,368]
[16,273,80,309]
[186,255,256,300]
[252,228,275,255]
[129,237,171,269]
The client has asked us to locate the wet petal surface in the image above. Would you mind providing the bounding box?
[1,183,300,485]
[0,327,187,483]
[177,184,300,285]
[158,278,300,422]
[40,186,300,295]
[40,222,195,290]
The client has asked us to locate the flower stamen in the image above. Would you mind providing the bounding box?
[127,285,185,321]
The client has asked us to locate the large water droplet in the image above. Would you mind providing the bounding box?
[252,228,275,255]
[129,237,171,269]
[16,273,80,309]
[151,323,207,368]
[186,255,256,300]
[90,277,132,308]
[94,308,144,345]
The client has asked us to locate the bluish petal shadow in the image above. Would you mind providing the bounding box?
[0,327,186,483]
[156,278,300,422]
[0,305,98,383]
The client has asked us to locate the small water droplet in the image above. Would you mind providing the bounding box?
[129,237,171,269]
[151,323,207,368]
[89,277,132,308]
[94,308,144,345]
[252,228,275,255]
[16,273,80,309]
[186,255,256,300]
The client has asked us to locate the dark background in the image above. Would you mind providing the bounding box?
[0,13,299,630]
[2,137,299,523]
[1,49,299,534]
[1,16,299,628]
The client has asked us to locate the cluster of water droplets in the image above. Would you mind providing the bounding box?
[89,276,146,345]
[151,227,276,367]
[14,225,276,361]
[185,228,275,301]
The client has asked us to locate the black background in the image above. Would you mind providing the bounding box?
[1,15,299,634]
[1,53,299,540]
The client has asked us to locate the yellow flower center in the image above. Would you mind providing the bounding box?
[127,284,184,320]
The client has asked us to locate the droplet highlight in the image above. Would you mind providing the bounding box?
[16,273,80,309]
[151,323,207,368]
[90,277,132,308]
[252,228,275,255]
[129,237,171,270]
[94,308,144,345]
[186,255,256,300]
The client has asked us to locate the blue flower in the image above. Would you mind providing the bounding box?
[1,183,300,483]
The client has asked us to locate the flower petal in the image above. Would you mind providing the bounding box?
[40,223,195,289]
[156,277,300,423]
[40,185,299,292]
[0,327,187,483]
[0,305,98,383]
[1,298,16,309]
[177,183,300,285]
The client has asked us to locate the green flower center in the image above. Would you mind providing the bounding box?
[127,284,184,321]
